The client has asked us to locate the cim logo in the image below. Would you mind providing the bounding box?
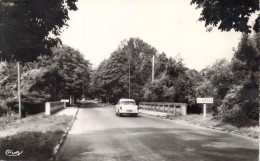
[5,149,23,157]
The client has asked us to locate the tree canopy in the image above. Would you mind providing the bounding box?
[91,38,157,104]
[91,35,259,126]
[0,0,78,62]
[191,0,259,33]
[91,38,204,113]
[197,33,259,126]
[0,45,91,114]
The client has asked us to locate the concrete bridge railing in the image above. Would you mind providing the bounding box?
[45,101,65,115]
[139,102,187,115]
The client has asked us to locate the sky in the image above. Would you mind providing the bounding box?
[60,0,246,71]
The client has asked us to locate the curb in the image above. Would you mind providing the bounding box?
[140,111,259,142]
[49,107,79,161]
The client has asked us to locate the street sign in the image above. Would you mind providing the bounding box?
[196,98,213,118]
[196,98,213,104]
[61,99,69,103]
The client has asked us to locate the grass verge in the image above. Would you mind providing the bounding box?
[169,114,260,139]
[0,113,73,160]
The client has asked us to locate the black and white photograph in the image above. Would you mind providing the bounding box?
[0,0,259,160]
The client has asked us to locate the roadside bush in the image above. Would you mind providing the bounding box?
[221,106,258,128]
[218,85,258,127]
[0,101,8,117]
[218,85,242,114]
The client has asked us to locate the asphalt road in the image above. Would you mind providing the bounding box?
[56,102,258,161]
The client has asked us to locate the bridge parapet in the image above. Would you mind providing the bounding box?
[139,102,187,115]
[45,102,65,115]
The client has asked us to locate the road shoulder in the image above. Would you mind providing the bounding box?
[50,106,79,161]
[139,109,259,142]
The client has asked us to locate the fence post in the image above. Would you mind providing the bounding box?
[182,104,187,115]
[45,102,51,115]
[174,105,176,115]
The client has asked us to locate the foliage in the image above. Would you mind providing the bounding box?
[154,52,168,77]
[218,33,259,122]
[191,0,259,33]
[91,38,157,104]
[0,45,91,114]
[143,57,203,113]
[192,33,259,124]
[91,38,206,113]
[0,62,19,113]
[0,0,78,62]
[38,46,92,100]
[197,59,234,114]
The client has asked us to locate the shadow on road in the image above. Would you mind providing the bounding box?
[118,114,142,118]
[78,102,105,108]
[57,126,259,161]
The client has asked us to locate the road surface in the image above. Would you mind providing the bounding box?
[56,102,258,161]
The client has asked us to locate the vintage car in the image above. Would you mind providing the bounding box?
[115,98,139,117]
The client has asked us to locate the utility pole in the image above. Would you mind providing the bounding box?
[17,62,22,118]
[83,76,85,98]
[129,50,131,99]
[152,55,155,83]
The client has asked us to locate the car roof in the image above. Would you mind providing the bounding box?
[119,99,135,102]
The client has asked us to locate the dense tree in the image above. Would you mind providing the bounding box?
[90,59,109,101]
[218,33,259,124]
[154,52,168,78]
[143,55,202,114]
[91,54,129,103]
[191,0,259,33]
[0,62,18,114]
[93,38,205,112]
[197,59,234,114]
[91,38,157,104]
[0,45,91,115]
[91,34,258,126]
[37,46,91,100]
[0,0,78,62]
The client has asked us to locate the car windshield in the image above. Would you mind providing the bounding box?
[120,101,136,105]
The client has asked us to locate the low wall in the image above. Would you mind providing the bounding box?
[45,102,65,115]
[139,102,187,115]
